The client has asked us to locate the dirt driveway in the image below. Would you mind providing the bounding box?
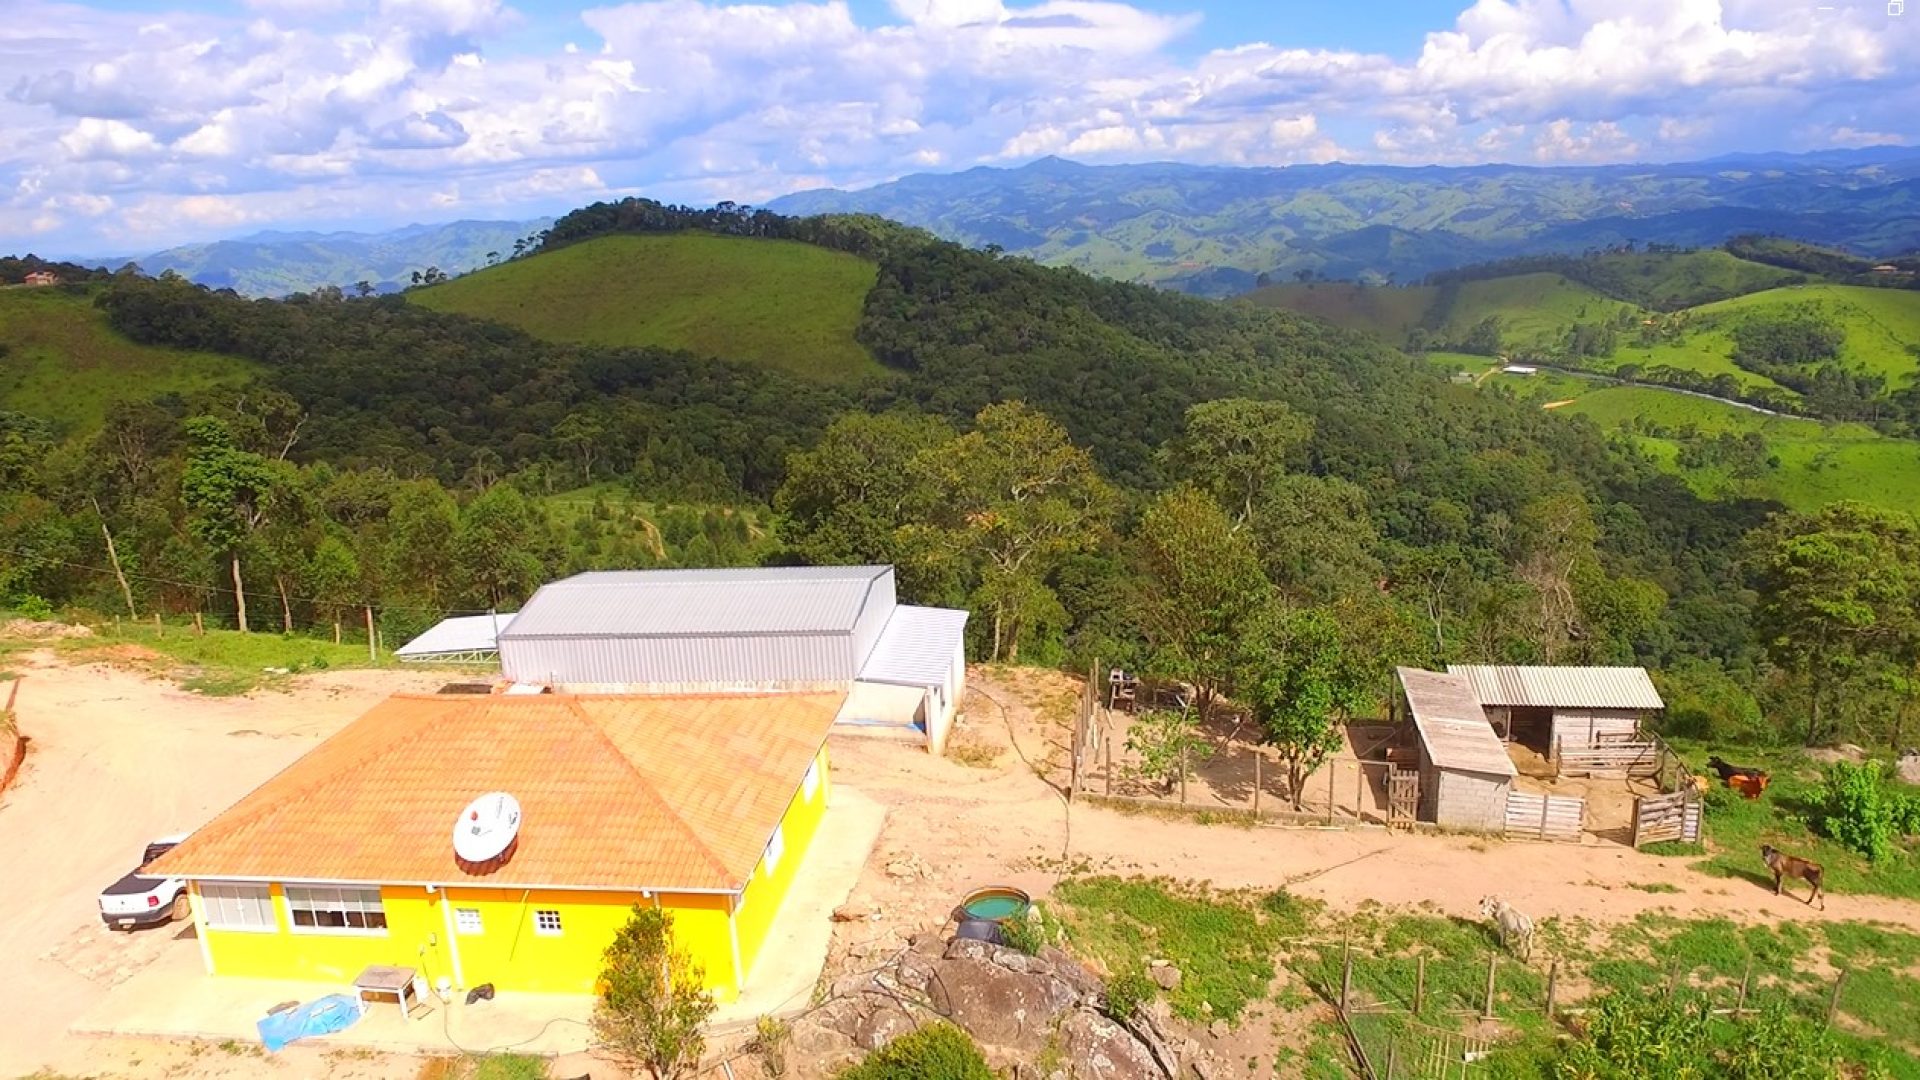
[0,650,444,1078]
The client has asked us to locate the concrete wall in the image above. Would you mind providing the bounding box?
[1433,768,1511,833]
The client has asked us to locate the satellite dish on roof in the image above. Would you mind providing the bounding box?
[453,792,522,864]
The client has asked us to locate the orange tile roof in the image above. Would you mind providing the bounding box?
[148,692,845,891]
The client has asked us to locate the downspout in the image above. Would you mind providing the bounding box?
[189,881,213,975]
[438,886,466,990]
[727,891,744,996]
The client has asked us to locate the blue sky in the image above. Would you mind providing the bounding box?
[4,0,1916,253]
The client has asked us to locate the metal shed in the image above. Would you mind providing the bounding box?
[1397,667,1518,833]
[496,565,968,753]
[394,612,517,663]
[1448,664,1663,753]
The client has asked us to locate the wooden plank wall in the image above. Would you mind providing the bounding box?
[1552,738,1662,778]
[1632,789,1703,847]
[1504,790,1584,842]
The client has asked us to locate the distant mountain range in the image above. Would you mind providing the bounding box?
[110,219,552,297]
[768,147,1920,295]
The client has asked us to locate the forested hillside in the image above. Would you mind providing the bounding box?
[3,201,1916,748]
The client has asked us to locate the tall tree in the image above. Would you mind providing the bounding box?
[909,402,1114,662]
[773,411,954,592]
[180,417,281,632]
[1129,488,1270,722]
[1170,399,1311,526]
[453,485,549,608]
[304,534,362,644]
[1749,502,1920,744]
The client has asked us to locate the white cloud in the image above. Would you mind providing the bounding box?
[0,0,1915,250]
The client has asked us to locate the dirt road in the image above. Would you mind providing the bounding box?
[0,650,444,1078]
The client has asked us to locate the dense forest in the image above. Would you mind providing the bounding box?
[4,201,1918,748]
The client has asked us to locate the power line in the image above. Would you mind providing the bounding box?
[0,546,491,619]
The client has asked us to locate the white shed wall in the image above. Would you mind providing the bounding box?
[500,631,855,686]
[1433,768,1511,833]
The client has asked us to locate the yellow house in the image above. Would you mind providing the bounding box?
[147,691,844,1001]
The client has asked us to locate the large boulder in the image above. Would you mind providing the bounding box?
[1057,1010,1163,1080]
[926,948,1081,1053]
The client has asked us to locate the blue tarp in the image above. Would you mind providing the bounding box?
[257,994,362,1052]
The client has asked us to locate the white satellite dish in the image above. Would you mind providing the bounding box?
[453,792,522,863]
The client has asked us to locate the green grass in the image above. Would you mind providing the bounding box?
[1051,876,1307,1021]
[411,233,885,383]
[1658,739,1920,901]
[0,287,256,432]
[1557,385,1920,513]
[59,620,393,696]
[1443,273,1634,351]
[1587,249,1802,310]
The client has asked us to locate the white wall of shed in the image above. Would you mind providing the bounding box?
[1433,768,1510,832]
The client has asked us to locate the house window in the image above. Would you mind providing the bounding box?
[285,886,387,933]
[200,883,274,931]
[533,909,564,935]
[802,758,821,801]
[454,908,483,935]
[762,824,785,877]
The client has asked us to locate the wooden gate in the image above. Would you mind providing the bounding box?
[1632,788,1702,847]
[1505,790,1584,842]
[1388,767,1419,827]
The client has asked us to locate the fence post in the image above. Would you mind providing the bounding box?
[1253,749,1261,816]
[1355,760,1364,821]
[1341,938,1354,1014]
[1736,960,1752,1014]
[1327,765,1336,825]
[1385,1040,1397,1080]
[1483,954,1498,1020]
[1104,723,1113,797]
[1414,954,1426,1016]
[1539,794,1550,840]
[1179,743,1188,804]
[1545,959,1558,1020]
[1828,970,1848,1026]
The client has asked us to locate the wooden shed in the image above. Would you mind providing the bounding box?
[1448,665,1663,754]
[1396,667,1518,833]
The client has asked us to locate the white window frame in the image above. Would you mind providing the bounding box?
[454,907,484,935]
[199,882,276,932]
[802,758,820,801]
[533,909,564,936]
[284,885,388,936]
[762,824,785,878]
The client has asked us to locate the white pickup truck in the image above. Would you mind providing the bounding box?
[97,835,190,930]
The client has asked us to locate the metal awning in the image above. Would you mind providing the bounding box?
[857,605,967,689]
[1448,665,1664,710]
[394,613,516,663]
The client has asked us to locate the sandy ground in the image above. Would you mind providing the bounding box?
[8,656,1920,1079]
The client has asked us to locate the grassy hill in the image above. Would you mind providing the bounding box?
[0,286,255,431]
[1240,281,1436,342]
[410,232,885,382]
[1558,384,1920,512]
[1245,272,1631,351]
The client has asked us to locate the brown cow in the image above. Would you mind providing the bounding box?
[1760,844,1825,910]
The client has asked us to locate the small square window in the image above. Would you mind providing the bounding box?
[533,909,563,935]
[762,824,785,877]
[455,908,483,935]
[802,759,820,801]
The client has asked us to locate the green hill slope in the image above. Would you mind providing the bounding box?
[410,232,885,382]
[1240,281,1436,341]
[0,286,255,431]
[1245,272,1630,352]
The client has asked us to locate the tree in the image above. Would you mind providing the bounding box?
[1238,602,1400,810]
[454,485,549,608]
[1129,488,1270,721]
[1124,707,1214,795]
[180,417,280,632]
[1170,399,1311,526]
[304,535,361,644]
[553,410,608,486]
[909,402,1114,662]
[1749,502,1920,744]
[591,906,714,1080]
[773,411,954,591]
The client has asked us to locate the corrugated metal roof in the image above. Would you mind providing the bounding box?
[1398,667,1517,777]
[502,566,892,638]
[858,605,968,688]
[1448,665,1664,710]
[394,612,516,657]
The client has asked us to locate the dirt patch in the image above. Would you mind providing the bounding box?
[0,618,95,639]
[1806,744,1868,765]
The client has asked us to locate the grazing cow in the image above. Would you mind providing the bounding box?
[1706,756,1770,798]
[1760,844,1826,910]
[1480,895,1534,961]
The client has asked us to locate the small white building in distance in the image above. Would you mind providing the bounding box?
[492,566,968,754]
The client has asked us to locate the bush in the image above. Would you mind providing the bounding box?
[11,595,54,621]
[1721,1001,1838,1080]
[835,1023,994,1079]
[1557,991,1710,1079]
[1652,661,1769,744]
[1816,761,1904,862]
[591,905,715,1080]
[1104,970,1155,1022]
[750,1016,791,1079]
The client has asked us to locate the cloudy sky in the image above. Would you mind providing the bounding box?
[5,0,1916,253]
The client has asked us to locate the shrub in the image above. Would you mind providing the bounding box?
[835,1023,994,1080]
[1124,708,1213,795]
[1000,905,1051,956]
[1104,970,1155,1022]
[1721,1001,1838,1080]
[1557,992,1709,1079]
[591,905,715,1080]
[1653,661,1769,744]
[750,1016,791,1079]
[12,595,53,621]
[1816,761,1900,861]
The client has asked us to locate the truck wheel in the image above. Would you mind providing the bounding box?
[171,894,191,922]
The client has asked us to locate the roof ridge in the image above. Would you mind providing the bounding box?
[569,699,738,887]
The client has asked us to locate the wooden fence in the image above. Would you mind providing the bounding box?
[1550,730,1688,790]
[1631,787,1702,847]
[1504,790,1584,843]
